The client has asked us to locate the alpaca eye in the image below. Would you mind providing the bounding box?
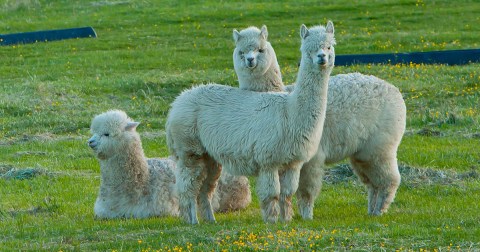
[327,46,331,50]
[104,133,110,137]
[259,49,265,53]
[239,51,244,55]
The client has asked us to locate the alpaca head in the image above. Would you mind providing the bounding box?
[300,21,336,70]
[233,25,273,73]
[88,110,140,160]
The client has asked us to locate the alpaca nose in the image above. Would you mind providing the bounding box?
[88,139,97,148]
[317,53,327,64]
[247,57,254,63]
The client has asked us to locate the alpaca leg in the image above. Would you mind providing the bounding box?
[176,153,208,224]
[256,169,280,223]
[348,165,376,214]
[197,155,221,223]
[367,185,378,215]
[296,153,325,219]
[372,157,401,215]
[279,165,301,222]
[350,155,401,216]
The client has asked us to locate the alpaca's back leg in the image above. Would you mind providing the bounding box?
[176,152,208,224]
[256,169,281,223]
[296,152,325,220]
[279,164,301,222]
[350,154,401,216]
[197,154,221,223]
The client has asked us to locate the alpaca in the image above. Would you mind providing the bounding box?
[233,25,285,92]
[166,22,335,224]
[234,27,406,217]
[88,110,251,219]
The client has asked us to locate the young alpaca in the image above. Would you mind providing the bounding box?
[166,22,335,224]
[233,25,284,92]
[88,110,251,219]
[234,27,406,217]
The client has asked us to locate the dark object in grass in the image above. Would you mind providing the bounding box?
[417,128,442,137]
[471,133,480,138]
[335,48,480,66]
[0,168,41,180]
[0,27,96,46]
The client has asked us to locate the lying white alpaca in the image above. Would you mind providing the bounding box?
[166,22,335,224]
[233,25,406,217]
[88,110,251,219]
[233,25,284,92]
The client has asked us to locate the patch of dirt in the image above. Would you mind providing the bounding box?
[0,164,15,174]
[14,151,48,157]
[1,133,84,145]
[416,128,442,137]
[141,131,166,139]
[468,132,480,139]
[1,197,59,218]
[324,164,479,186]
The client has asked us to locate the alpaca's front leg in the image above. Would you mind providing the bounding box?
[279,165,301,222]
[176,155,208,224]
[367,185,379,215]
[296,153,325,220]
[256,169,280,223]
[197,155,221,223]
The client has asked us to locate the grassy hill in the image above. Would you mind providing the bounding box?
[1,0,479,250]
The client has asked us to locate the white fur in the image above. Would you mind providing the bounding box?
[233,25,284,92]
[236,27,406,218]
[89,110,251,219]
[166,22,335,224]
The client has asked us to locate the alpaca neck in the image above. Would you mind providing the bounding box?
[100,144,149,192]
[293,57,332,103]
[288,57,332,146]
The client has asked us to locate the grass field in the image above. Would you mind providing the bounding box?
[1,0,480,251]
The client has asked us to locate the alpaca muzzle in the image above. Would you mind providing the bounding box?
[88,138,97,149]
[317,53,327,66]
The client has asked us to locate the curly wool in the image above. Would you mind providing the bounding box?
[236,27,405,217]
[166,22,335,224]
[89,110,251,219]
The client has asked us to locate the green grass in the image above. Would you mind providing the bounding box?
[1,0,480,250]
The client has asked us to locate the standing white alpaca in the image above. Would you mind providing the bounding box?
[166,22,335,224]
[233,25,406,217]
[233,25,284,92]
[88,110,251,219]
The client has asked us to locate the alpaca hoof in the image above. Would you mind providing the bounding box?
[204,214,216,223]
[263,215,279,223]
[280,209,294,222]
[280,197,294,222]
[368,210,382,216]
[261,204,279,223]
[184,217,199,225]
[182,213,199,224]
[300,212,313,220]
[297,202,314,220]
[180,201,199,224]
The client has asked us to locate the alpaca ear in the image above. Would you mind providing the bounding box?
[260,25,268,40]
[125,122,140,131]
[233,29,241,42]
[326,21,334,34]
[300,24,309,39]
